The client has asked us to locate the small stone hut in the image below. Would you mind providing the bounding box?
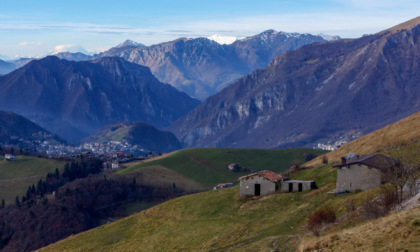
[281,180,317,192]
[238,170,283,197]
[334,153,396,192]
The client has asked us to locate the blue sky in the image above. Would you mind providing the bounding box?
[1,0,419,59]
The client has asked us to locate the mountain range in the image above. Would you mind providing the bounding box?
[0,56,199,143]
[168,17,420,149]
[98,31,335,99]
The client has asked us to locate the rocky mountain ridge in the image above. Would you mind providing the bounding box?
[98,30,333,99]
[0,31,336,100]
[168,17,420,149]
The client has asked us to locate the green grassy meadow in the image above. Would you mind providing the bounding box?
[0,156,65,204]
[118,148,328,189]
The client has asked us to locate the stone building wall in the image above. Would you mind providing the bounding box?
[239,176,276,197]
[280,180,315,192]
[336,164,381,192]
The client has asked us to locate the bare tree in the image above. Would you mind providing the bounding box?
[380,144,420,203]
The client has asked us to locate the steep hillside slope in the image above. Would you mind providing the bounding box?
[299,206,420,251]
[84,121,182,153]
[305,111,420,167]
[169,17,420,149]
[0,56,200,142]
[100,31,330,99]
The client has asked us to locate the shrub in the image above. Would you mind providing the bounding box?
[307,206,336,236]
[322,155,329,164]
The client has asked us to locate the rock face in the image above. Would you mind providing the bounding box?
[84,121,182,153]
[99,31,331,99]
[0,56,200,143]
[0,110,64,144]
[168,17,420,149]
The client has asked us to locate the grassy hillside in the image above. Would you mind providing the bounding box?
[118,148,327,189]
[116,165,207,193]
[306,111,420,167]
[299,206,420,251]
[40,163,399,252]
[0,156,65,204]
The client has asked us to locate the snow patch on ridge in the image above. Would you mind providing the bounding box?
[317,34,341,41]
[207,34,238,45]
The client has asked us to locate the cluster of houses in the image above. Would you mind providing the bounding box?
[42,140,146,158]
[215,153,395,198]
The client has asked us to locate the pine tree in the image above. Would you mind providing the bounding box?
[1,199,5,209]
[31,184,36,195]
[15,196,20,208]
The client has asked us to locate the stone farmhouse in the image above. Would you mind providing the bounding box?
[334,153,396,192]
[238,170,284,197]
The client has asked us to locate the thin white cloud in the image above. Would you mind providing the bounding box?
[18,41,43,47]
[51,44,90,54]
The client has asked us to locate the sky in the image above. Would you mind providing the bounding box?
[1,0,419,59]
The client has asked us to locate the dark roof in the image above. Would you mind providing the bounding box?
[238,170,283,183]
[333,153,397,171]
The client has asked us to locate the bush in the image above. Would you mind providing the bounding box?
[307,206,336,236]
[322,155,329,164]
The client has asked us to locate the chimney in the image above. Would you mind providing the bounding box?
[341,156,347,165]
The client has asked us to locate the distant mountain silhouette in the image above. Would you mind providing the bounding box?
[0,56,200,143]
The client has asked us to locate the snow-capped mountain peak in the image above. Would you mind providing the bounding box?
[317,34,341,41]
[116,40,145,48]
[207,34,238,45]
